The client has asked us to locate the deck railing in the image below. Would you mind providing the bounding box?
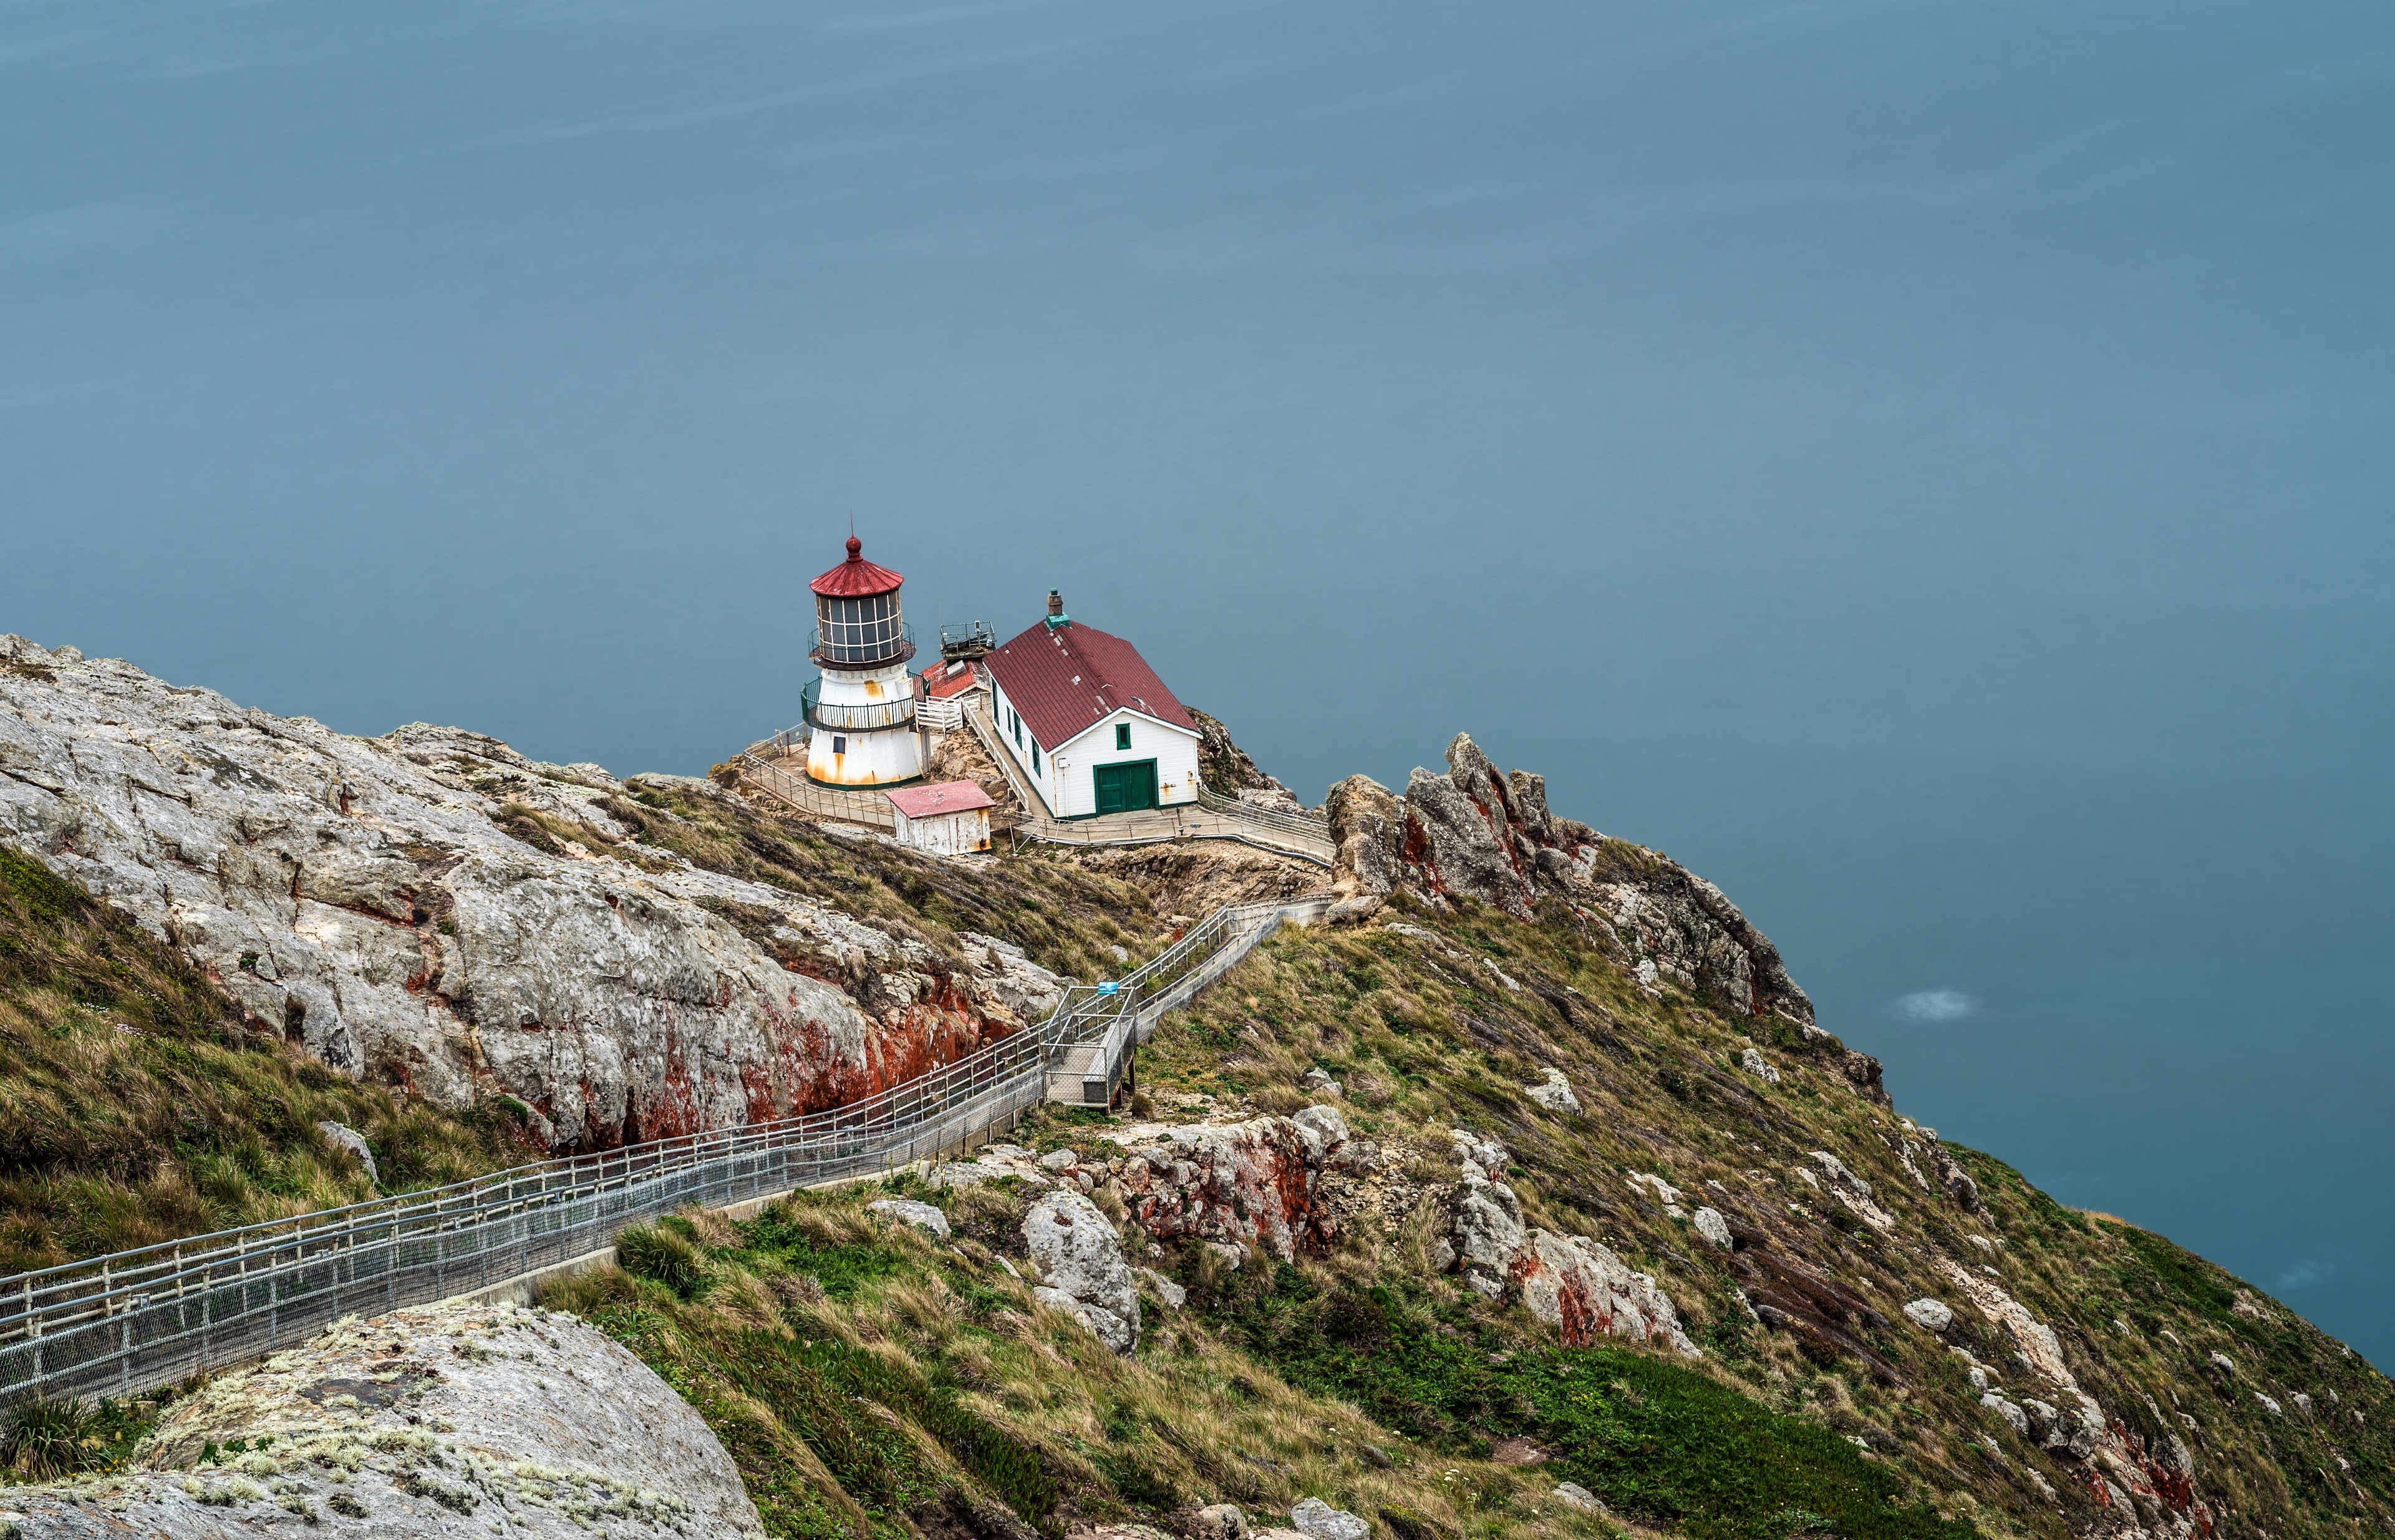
[738,752,901,831]
[0,891,1326,1411]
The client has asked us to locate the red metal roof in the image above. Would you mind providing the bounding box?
[982,618,1198,750]
[884,780,995,819]
[921,659,981,700]
[810,536,905,598]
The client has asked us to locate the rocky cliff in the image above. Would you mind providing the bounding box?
[1326,734,1812,1028]
[0,636,1061,1151]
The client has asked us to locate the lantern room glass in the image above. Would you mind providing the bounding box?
[816,593,904,665]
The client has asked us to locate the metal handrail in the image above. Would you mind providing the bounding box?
[0,889,1325,1409]
[1196,786,1330,838]
[801,677,919,734]
[739,753,900,830]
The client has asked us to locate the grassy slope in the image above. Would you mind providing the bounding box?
[546,1184,1633,1540]
[0,848,528,1276]
[1132,891,2394,1540]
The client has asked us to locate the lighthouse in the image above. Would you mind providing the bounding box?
[804,535,924,787]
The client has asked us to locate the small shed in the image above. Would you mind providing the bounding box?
[885,780,996,857]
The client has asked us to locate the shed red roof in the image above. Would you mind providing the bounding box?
[810,536,904,598]
[982,619,1197,750]
[884,780,995,819]
[921,659,981,700]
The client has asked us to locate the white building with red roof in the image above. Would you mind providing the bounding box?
[981,590,1204,819]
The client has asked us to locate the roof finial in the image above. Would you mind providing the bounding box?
[846,535,863,561]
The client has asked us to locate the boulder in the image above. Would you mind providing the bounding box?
[868,1198,951,1236]
[1808,1152,1895,1230]
[1691,1207,1733,1251]
[1023,1188,1139,1352]
[0,643,1062,1150]
[1552,1483,1603,1514]
[1526,1068,1580,1113]
[1510,1230,1701,1357]
[1982,1393,2030,1436]
[1740,1047,1781,1085]
[1452,1173,1528,1297]
[1289,1498,1370,1540]
[1325,893,1384,926]
[1193,1504,1251,1540]
[1449,1126,1511,1178]
[1324,775,1405,899]
[1123,1110,1355,1261]
[0,1300,756,1540]
[1902,1298,1955,1333]
[315,1120,379,1184]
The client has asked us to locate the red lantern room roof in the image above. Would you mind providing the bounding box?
[810,536,905,598]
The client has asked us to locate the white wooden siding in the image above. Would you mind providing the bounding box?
[892,806,992,857]
[987,681,1199,819]
[1050,710,1201,818]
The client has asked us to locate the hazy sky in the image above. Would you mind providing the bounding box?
[4,1,2391,1363]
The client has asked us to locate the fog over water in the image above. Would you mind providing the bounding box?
[4,2,2390,1363]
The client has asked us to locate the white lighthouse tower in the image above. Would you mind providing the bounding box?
[804,535,924,787]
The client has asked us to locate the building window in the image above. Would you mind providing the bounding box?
[1115,722,1131,752]
[831,735,848,755]
[1014,711,1023,749]
[1032,740,1042,773]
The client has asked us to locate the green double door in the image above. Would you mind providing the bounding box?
[1092,759,1159,815]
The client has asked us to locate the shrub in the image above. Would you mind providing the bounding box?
[616,1223,713,1300]
[2,1390,105,1478]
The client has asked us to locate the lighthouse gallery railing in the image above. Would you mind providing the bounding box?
[0,893,1325,1411]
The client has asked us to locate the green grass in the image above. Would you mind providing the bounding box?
[1207,1267,1969,1540]
[0,846,526,1272]
[545,1185,1623,1540]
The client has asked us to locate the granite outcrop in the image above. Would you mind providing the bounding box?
[0,1299,760,1539]
[0,637,1061,1151]
[1326,734,1814,1028]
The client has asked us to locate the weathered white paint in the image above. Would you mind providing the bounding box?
[987,677,1201,820]
[806,659,924,787]
[893,803,992,856]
